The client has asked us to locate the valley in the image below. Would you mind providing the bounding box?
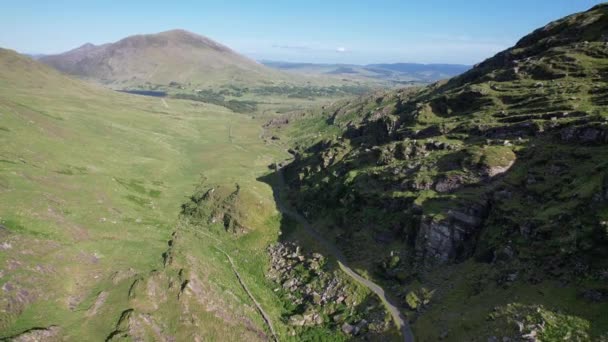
[1,2,608,342]
[0,47,398,340]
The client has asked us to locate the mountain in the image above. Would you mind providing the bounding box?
[39,29,286,87]
[262,60,471,83]
[268,4,608,340]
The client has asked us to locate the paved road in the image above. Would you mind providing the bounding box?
[275,168,415,342]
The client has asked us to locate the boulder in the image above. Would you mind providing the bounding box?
[341,323,355,335]
[435,174,466,193]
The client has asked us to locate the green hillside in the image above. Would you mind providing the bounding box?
[0,46,280,339]
[0,48,398,341]
[269,4,608,341]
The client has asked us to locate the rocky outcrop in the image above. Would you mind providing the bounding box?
[180,184,249,234]
[416,201,489,264]
[483,159,515,178]
[560,123,608,144]
[8,326,61,342]
[267,242,349,314]
[434,174,466,193]
[266,242,384,336]
[269,4,608,340]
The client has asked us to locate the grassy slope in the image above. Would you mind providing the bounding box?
[0,48,289,339]
[0,48,383,341]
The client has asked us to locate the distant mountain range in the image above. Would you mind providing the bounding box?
[261,61,471,83]
[36,29,469,89]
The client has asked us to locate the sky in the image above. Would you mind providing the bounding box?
[0,0,605,65]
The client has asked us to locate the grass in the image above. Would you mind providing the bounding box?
[0,48,386,340]
[412,260,608,341]
[0,49,292,339]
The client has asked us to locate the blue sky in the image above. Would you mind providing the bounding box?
[0,0,605,64]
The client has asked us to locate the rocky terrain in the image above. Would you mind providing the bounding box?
[179,179,397,339]
[269,4,608,340]
[266,242,390,337]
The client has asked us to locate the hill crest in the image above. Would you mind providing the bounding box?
[39,29,277,86]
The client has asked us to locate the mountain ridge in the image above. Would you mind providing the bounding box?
[39,29,282,87]
[268,4,608,340]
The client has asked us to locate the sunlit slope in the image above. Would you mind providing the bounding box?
[0,48,285,339]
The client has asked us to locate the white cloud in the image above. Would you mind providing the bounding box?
[336,47,347,53]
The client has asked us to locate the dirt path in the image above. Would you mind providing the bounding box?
[192,228,278,342]
[214,246,279,342]
[275,167,414,342]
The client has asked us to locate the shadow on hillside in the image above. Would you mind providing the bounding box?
[257,129,608,339]
[257,170,402,341]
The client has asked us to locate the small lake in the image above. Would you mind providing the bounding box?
[118,90,167,97]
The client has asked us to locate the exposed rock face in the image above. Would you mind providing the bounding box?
[434,174,466,193]
[560,124,608,144]
[416,201,488,263]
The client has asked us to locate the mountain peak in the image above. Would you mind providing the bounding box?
[157,28,198,36]
[111,29,233,54]
[39,29,276,86]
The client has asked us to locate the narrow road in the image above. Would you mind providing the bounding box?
[161,98,169,108]
[275,167,415,342]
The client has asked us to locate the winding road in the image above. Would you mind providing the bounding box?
[275,167,415,342]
